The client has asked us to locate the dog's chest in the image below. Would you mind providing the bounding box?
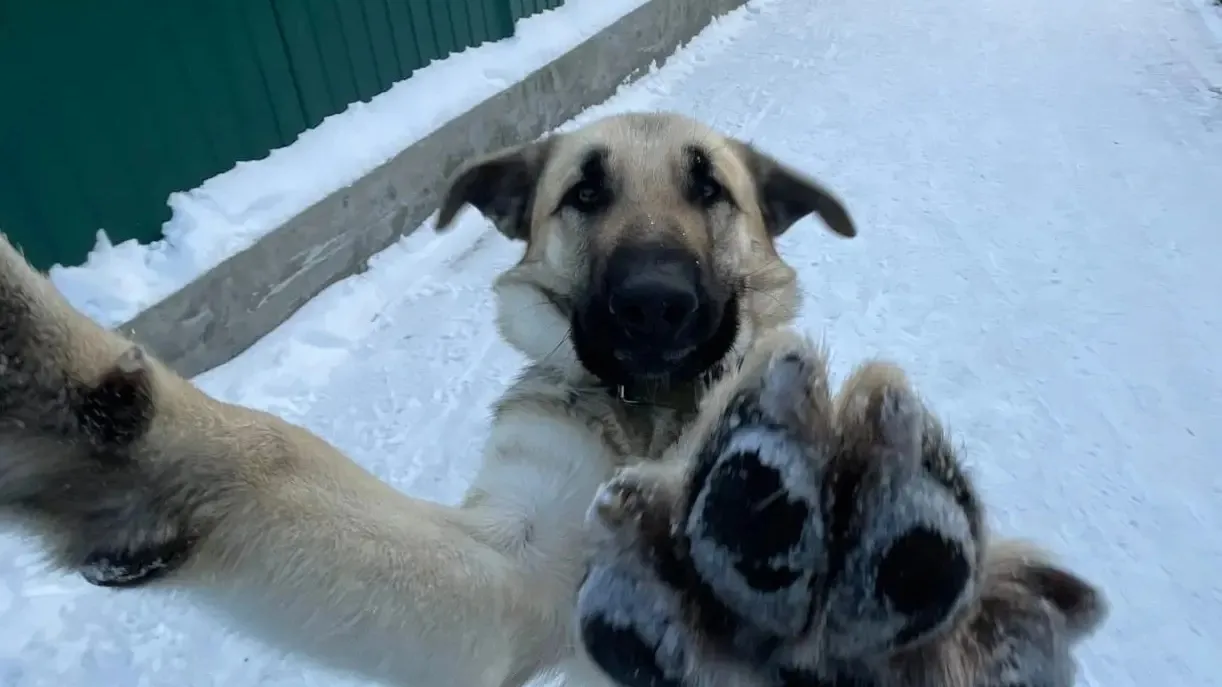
[609,400,692,462]
[471,375,697,585]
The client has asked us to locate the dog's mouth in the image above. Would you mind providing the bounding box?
[571,291,740,392]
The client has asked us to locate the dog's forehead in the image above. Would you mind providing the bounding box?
[547,114,743,183]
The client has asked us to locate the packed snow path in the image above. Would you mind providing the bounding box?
[4,0,1221,684]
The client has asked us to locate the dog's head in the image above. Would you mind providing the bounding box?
[436,112,856,391]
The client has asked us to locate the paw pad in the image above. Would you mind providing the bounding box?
[580,618,684,687]
[822,470,978,657]
[875,526,972,646]
[685,427,825,637]
[697,449,809,592]
[577,560,690,687]
[79,536,193,588]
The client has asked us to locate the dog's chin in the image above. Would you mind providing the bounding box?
[572,295,740,391]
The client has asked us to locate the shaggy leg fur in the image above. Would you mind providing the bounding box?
[0,234,570,687]
[0,238,197,587]
[577,331,1108,687]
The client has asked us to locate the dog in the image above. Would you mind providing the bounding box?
[0,111,1106,687]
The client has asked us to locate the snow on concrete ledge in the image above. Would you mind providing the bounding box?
[48,0,648,329]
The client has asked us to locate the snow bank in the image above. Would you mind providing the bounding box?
[48,0,648,328]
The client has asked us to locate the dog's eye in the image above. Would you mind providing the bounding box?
[686,146,726,208]
[561,180,611,214]
[694,178,723,206]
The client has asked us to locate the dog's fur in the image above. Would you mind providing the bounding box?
[0,112,1105,687]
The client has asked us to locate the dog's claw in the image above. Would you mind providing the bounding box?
[589,477,643,530]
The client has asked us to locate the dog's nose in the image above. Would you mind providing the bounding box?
[609,272,699,336]
[605,248,701,340]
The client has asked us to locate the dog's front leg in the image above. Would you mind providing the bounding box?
[0,234,590,687]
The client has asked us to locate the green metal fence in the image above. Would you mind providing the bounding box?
[0,0,564,270]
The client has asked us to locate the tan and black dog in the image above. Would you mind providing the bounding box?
[0,112,1106,687]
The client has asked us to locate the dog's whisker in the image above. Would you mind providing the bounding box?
[539,330,572,365]
[742,259,789,281]
[740,285,789,317]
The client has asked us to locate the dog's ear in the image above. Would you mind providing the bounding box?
[733,142,856,239]
[436,137,556,240]
[1010,553,1109,643]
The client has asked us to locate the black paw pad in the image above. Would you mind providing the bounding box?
[685,429,823,637]
[780,667,879,687]
[80,536,193,588]
[875,527,971,646]
[700,450,808,591]
[581,617,684,687]
[576,562,689,687]
[821,472,977,659]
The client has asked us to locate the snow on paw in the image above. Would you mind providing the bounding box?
[820,361,983,658]
[80,534,195,588]
[680,333,834,639]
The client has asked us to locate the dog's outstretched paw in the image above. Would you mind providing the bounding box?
[579,331,1108,687]
[0,338,190,588]
[577,331,839,687]
[577,553,693,687]
[0,239,206,591]
[816,360,984,659]
[679,332,834,640]
[79,533,196,588]
[74,348,196,588]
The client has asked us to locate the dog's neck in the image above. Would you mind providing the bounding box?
[604,381,703,415]
[599,361,733,416]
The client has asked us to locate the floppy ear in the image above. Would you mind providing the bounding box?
[435,137,556,240]
[734,142,857,238]
[1015,557,1109,642]
[983,541,1109,644]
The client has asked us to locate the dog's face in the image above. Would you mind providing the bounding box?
[436,112,856,390]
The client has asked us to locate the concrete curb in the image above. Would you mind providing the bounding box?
[119,0,750,379]
[1176,0,1222,91]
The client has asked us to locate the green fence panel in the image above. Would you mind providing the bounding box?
[507,0,564,24]
[362,1,405,90]
[239,1,310,144]
[398,2,436,69]
[0,0,564,271]
[425,0,459,61]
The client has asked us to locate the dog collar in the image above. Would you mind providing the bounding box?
[603,358,735,415]
[612,383,702,414]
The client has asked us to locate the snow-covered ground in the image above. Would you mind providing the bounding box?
[4,0,1222,684]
